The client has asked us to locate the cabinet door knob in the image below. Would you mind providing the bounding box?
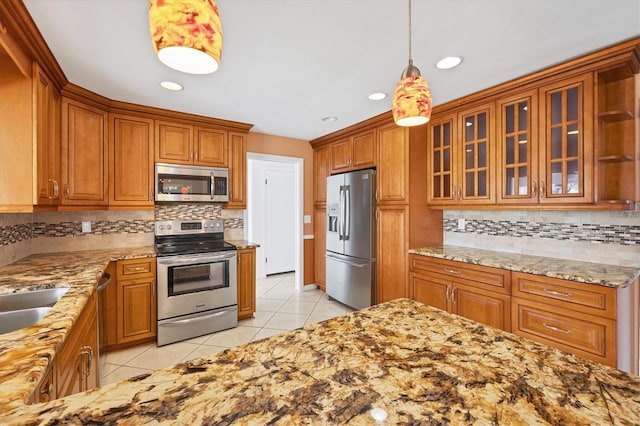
[539,180,546,199]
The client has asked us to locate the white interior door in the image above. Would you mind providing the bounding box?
[265,165,295,275]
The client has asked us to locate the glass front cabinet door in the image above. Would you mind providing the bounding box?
[458,105,495,204]
[497,90,538,204]
[538,74,594,204]
[428,113,457,205]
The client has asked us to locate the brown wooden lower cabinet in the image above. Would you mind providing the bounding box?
[511,297,616,366]
[115,258,157,347]
[314,207,326,292]
[511,271,620,368]
[30,364,55,404]
[410,256,638,373]
[55,290,98,399]
[104,258,157,352]
[409,271,511,332]
[409,255,512,331]
[237,247,256,320]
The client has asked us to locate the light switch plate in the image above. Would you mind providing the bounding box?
[457,218,466,230]
[81,221,91,233]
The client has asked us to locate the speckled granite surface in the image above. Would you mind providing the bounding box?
[226,239,260,249]
[3,298,639,425]
[0,247,155,411]
[410,245,640,288]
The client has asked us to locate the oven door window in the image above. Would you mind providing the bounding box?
[158,173,212,197]
[167,260,229,296]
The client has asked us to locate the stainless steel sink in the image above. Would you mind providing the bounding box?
[0,287,69,312]
[0,307,52,334]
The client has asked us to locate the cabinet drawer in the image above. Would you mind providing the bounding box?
[410,255,510,294]
[116,258,155,280]
[512,272,616,319]
[512,297,616,367]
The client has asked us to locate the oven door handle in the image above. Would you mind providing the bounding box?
[159,310,231,326]
[158,252,237,266]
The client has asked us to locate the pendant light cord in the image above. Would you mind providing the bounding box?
[408,0,412,63]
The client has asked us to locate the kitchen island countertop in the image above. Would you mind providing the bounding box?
[410,245,640,288]
[3,298,639,424]
[0,247,156,411]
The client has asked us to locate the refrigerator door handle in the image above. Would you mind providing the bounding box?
[344,185,350,241]
[338,186,345,240]
[325,253,367,268]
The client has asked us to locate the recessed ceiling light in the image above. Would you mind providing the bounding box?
[436,56,463,70]
[368,92,387,101]
[160,81,183,91]
[322,116,338,122]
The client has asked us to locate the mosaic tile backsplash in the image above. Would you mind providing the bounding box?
[443,209,640,267]
[444,218,640,245]
[0,223,31,246]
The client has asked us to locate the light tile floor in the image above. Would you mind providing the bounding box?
[102,272,353,386]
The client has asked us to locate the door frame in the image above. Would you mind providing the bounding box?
[246,152,304,292]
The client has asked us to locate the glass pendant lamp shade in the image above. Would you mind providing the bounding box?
[149,0,223,75]
[392,59,432,126]
[393,0,432,127]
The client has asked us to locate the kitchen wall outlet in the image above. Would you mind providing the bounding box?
[303,215,311,224]
[457,218,466,230]
[81,221,91,233]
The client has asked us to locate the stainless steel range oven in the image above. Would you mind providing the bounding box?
[155,219,237,346]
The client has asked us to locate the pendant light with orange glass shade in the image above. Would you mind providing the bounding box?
[392,0,432,127]
[149,0,223,75]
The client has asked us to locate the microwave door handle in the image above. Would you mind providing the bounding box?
[210,172,215,200]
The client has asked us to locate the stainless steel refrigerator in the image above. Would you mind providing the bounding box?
[325,169,376,310]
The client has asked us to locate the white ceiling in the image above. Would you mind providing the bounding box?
[23,0,640,141]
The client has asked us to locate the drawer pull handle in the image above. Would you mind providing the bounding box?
[444,268,461,274]
[542,322,571,334]
[127,266,148,272]
[543,288,573,298]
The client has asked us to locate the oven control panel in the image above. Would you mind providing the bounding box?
[155,219,224,236]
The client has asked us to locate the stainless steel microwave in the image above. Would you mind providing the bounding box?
[155,163,229,202]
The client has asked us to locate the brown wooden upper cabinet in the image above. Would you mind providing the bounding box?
[497,89,539,204]
[227,132,247,209]
[61,98,109,206]
[195,127,228,167]
[377,123,409,204]
[537,74,593,204]
[427,112,457,205]
[109,114,154,206]
[427,105,495,205]
[330,130,376,174]
[313,144,331,205]
[496,77,594,206]
[155,121,228,167]
[33,63,61,206]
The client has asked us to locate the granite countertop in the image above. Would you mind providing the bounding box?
[0,246,156,411]
[4,298,639,424]
[226,239,260,249]
[409,245,640,288]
